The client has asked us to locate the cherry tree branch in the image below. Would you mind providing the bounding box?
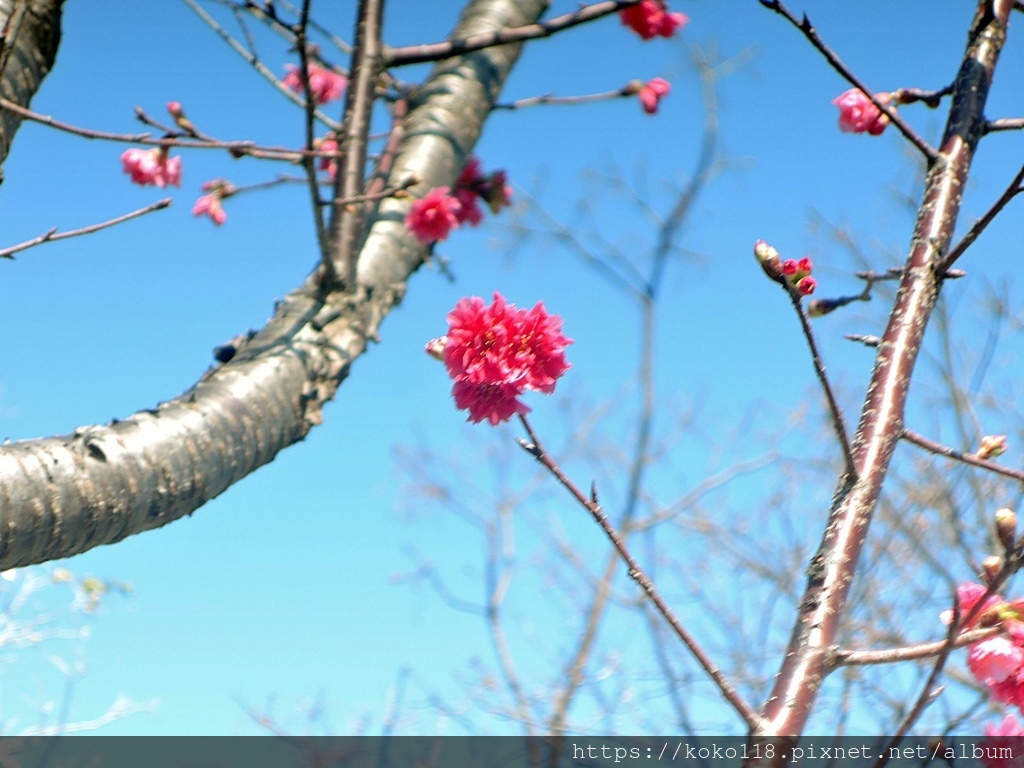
[754,0,1013,743]
[0,0,63,172]
[385,0,642,66]
[0,199,171,260]
[0,0,550,570]
[901,428,1024,484]
[936,163,1024,273]
[515,414,764,731]
[758,0,936,162]
[325,0,384,291]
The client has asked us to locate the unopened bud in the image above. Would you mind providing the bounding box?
[977,435,1008,461]
[808,298,842,317]
[982,555,1004,587]
[753,240,784,283]
[425,337,447,361]
[796,276,817,296]
[996,508,1018,553]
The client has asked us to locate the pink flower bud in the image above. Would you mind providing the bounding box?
[638,77,671,114]
[832,88,891,136]
[796,276,817,296]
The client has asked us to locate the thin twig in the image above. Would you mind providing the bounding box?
[515,414,764,730]
[0,199,172,260]
[180,0,340,130]
[901,428,1024,484]
[835,625,998,667]
[385,0,643,66]
[985,117,1024,132]
[785,286,856,478]
[936,163,1024,273]
[295,0,331,268]
[759,0,936,162]
[0,98,318,162]
[494,88,628,111]
[891,85,953,108]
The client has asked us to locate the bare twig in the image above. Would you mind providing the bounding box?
[784,285,856,478]
[515,414,764,731]
[180,0,340,130]
[0,199,171,260]
[835,625,998,667]
[936,163,1024,273]
[901,428,1024,484]
[295,0,330,266]
[385,0,644,67]
[758,0,936,162]
[985,117,1024,132]
[494,88,629,111]
[0,97,323,162]
[891,85,953,109]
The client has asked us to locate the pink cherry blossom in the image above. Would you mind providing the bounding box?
[832,88,891,135]
[969,636,1024,688]
[986,713,1024,737]
[120,147,182,188]
[441,292,572,425]
[283,64,347,104]
[981,714,1024,768]
[620,1,688,40]
[638,77,671,114]
[453,188,484,226]
[192,193,227,226]
[942,582,1004,627]
[406,187,463,244]
[316,136,340,180]
[482,170,512,214]
[457,156,485,189]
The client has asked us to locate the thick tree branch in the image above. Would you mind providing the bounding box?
[754,0,1013,743]
[0,0,549,570]
[0,0,64,176]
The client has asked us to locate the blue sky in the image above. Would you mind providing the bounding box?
[1,0,1022,736]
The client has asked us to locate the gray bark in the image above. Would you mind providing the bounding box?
[0,0,549,569]
[0,0,63,179]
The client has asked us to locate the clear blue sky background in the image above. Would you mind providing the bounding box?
[1,0,1022,736]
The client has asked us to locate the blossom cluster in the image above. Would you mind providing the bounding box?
[427,292,572,425]
[406,157,512,244]
[620,0,688,40]
[753,241,817,296]
[120,146,182,188]
[832,88,891,136]
[945,582,1024,712]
